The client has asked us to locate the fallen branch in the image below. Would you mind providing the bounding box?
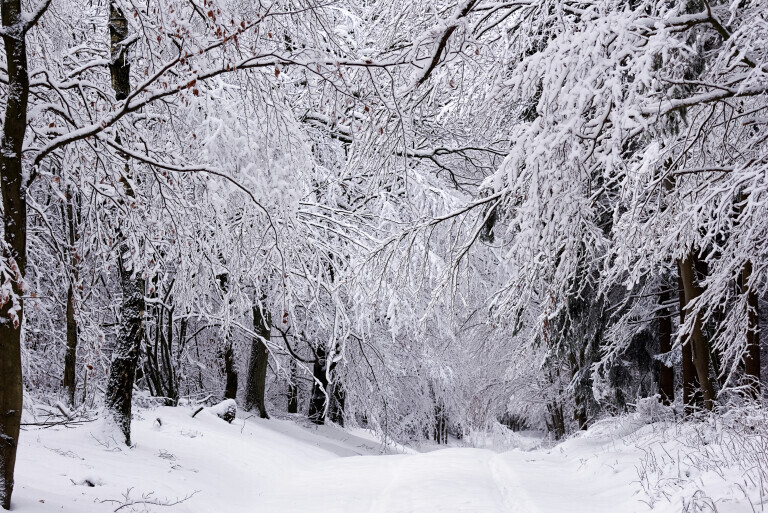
[99,487,199,512]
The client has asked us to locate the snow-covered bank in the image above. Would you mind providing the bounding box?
[11,406,761,512]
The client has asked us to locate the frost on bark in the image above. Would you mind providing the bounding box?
[104,246,145,446]
[244,292,270,419]
[287,358,299,414]
[308,345,329,425]
[108,0,130,101]
[104,0,145,446]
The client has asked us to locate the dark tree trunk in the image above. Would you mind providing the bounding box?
[104,248,145,446]
[546,400,566,440]
[574,403,588,431]
[328,382,345,426]
[434,401,447,443]
[308,345,329,425]
[568,349,588,430]
[160,305,178,405]
[739,192,761,399]
[62,283,78,406]
[104,0,146,445]
[61,185,79,407]
[658,286,674,405]
[743,260,761,399]
[244,294,270,419]
[287,358,299,414]
[678,254,716,410]
[0,0,33,503]
[678,272,699,413]
[108,0,131,101]
[223,342,238,400]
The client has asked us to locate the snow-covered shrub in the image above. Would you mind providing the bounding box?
[636,406,768,512]
[208,399,238,423]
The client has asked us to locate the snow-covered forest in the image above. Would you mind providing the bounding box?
[1,0,767,510]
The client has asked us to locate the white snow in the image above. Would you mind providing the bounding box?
[10,407,757,512]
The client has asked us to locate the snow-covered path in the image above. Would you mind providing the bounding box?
[14,407,651,513]
[264,448,528,513]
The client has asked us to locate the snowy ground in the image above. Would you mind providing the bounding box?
[10,405,758,512]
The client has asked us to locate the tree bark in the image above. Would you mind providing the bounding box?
[546,399,565,440]
[244,293,270,419]
[308,345,329,425]
[61,185,80,407]
[658,286,674,405]
[678,254,716,410]
[104,0,145,446]
[287,358,298,414]
[104,247,145,445]
[740,191,761,400]
[62,283,78,406]
[223,342,238,400]
[434,400,447,443]
[678,273,698,412]
[742,259,761,399]
[328,382,345,426]
[0,0,32,503]
[108,0,131,101]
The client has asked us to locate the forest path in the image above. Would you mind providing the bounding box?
[261,445,643,513]
[267,447,533,513]
[14,407,649,513]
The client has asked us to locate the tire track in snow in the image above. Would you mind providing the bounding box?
[361,448,528,513]
[489,452,537,513]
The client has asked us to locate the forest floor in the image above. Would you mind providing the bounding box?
[11,404,758,512]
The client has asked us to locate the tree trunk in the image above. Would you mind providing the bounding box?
[740,191,761,399]
[223,341,238,400]
[308,345,329,425]
[104,248,145,446]
[658,286,674,405]
[678,272,698,413]
[108,0,131,101]
[104,0,146,445]
[61,185,80,407]
[546,400,565,440]
[61,180,79,407]
[244,294,270,419]
[62,283,78,406]
[287,358,298,414]
[161,305,178,406]
[678,254,716,410]
[434,400,447,443]
[742,259,761,399]
[328,382,345,426]
[0,0,31,503]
